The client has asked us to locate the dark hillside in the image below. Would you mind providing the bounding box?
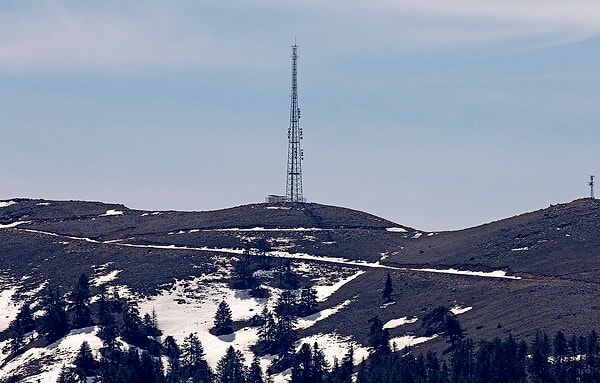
[2,197,600,363]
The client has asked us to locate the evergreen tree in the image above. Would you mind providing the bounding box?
[425,351,442,383]
[582,330,600,382]
[275,290,297,318]
[553,330,568,383]
[444,315,466,347]
[70,273,92,328]
[274,314,298,355]
[74,341,98,375]
[278,259,298,289]
[216,346,247,383]
[163,336,182,383]
[298,287,319,316]
[214,300,234,335]
[449,338,475,383]
[143,308,162,337]
[291,343,313,383]
[256,238,272,269]
[4,303,36,353]
[338,346,355,383]
[98,316,120,353]
[96,285,112,326]
[40,286,70,342]
[382,272,394,303]
[163,335,181,359]
[56,365,84,383]
[311,342,328,383]
[15,303,36,333]
[181,332,213,382]
[121,302,146,347]
[258,309,277,352]
[233,250,258,289]
[248,355,265,383]
[529,330,551,383]
[367,316,390,355]
[422,306,464,347]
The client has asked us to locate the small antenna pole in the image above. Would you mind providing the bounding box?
[589,175,595,199]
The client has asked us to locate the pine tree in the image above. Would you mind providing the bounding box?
[163,336,182,383]
[56,365,84,383]
[291,343,313,383]
[275,290,297,318]
[40,286,70,342]
[214,300,234,335]
[143,308,162,337]
[336,346,354,383]
[298,287,319,316]
[216,346,247,383]
[181,332,213,382]
[278,259,298,289]
[422,306,464,347]
[4,303,36,353]
[248,355,265,383]
[449,338,475,383]
[96,285,112,326]
[382,272,394,303]
[98,317,120,352]
[367,316,390,355]
[74,341,98,375]
[274,314,298,355]
[233,250,258,289]
[256,238,272,269]
[311,342,328,383]
[529,330,551,383]
[15,303,36,333]
[258,309,277,352]
[70,273,92,328]
[121,302,146,347]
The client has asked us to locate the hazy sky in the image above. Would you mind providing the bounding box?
[2,1,599,231]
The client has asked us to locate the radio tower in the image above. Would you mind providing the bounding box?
[589,175,595,199]
[286,43,304,202]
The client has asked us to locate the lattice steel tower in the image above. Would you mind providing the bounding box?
[286,43,304,202]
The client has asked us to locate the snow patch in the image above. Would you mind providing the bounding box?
[0,285,20,332]
[139,279,265,368]
[91,270,122,286]
[411,268,521,280]
[296,300,352,329]
[212,227,324,232]
[314,271,365,302]
[0,221,30,229]
[450,306,473,315]
[0,326,103,383]
[101,209,124,216]
[390,334,437,351]
[296,333,370,367]
[0,201,16,208]
[383,317,418,329]
[266,206,291,210]
[511,247,529,252]
[386,227,407,233]
[36,202,51,206]
[413,232,423,239]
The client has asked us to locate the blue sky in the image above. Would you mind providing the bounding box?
[2,1,600,231]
